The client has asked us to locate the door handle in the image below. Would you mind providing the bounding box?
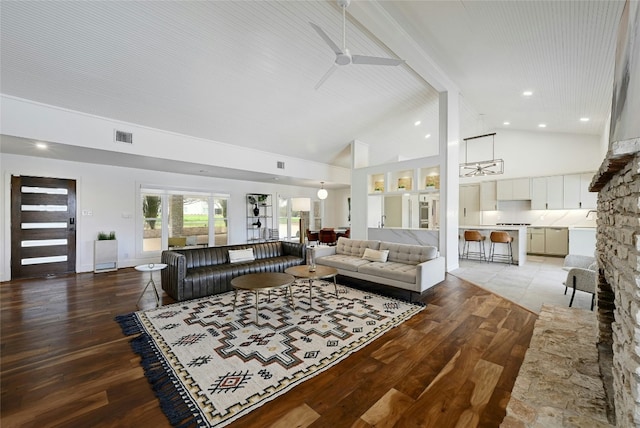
[70,217,75,225]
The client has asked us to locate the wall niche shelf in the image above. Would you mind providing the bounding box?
[368,167,441,195]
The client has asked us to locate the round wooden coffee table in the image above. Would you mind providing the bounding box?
[230,272,295,323]
[285,265,339,307]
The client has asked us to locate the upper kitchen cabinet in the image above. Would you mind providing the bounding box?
[496,178,531,201]
[531,176,563,210]
[460,184,480,225]
[480,181,497,211]
[563,173,597,209]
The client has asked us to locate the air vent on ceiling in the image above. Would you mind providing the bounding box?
[277,161,285,169]
[114,130,133,144]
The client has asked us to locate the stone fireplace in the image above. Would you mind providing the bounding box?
[591,143,640,426]
[589,0,640,424]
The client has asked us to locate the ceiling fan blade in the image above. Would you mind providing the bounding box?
[352,55,405,66]
[314,64,338,90]
[309,22,343,55]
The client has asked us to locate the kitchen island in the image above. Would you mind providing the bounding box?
[459,225,528,266]
[368,227,439,247]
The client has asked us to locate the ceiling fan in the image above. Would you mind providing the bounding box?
[309,0,405,89]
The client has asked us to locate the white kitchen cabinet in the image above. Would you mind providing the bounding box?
[532,176,563,209]
[563,174,581,209]
[459,184,480,226]
[480,181,497,211]
[563,173,597,209]
[580,173,597,209]
[497,178,531,200]
[531,177,547,210]
[368,195,383,228]
[545,227,569,255]
[401,194,420,228]
[513,178,532,200]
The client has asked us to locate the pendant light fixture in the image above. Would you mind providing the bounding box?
[459,133,504,177]
[317,182,328,200]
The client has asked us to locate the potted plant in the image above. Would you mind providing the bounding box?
[95,231,118,273]
[97,231,116,240]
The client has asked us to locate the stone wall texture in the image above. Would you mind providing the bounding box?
[596,151,640,427]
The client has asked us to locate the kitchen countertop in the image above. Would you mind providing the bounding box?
[460,225,529,231]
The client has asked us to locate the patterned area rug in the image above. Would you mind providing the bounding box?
[116,279,423,427]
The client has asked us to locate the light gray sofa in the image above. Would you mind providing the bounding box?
[313,237,445,297]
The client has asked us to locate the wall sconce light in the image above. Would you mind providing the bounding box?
[317,182,328,200]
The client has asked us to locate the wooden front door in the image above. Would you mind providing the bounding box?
[11,175,77,279]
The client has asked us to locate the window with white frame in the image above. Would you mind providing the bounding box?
[140,187,229,255]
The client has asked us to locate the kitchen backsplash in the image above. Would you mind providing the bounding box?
[481,200,597,227]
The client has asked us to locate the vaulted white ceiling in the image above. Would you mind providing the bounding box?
[0,0,625,175]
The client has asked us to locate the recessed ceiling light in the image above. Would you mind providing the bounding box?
[36,142,48,149]
[580,117,590,122]
[522,91,533,96]
[538,123,547,128]
[424,134,431,139]
[414,120,421,126]
[503,121,510,125]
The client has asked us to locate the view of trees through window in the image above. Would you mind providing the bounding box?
[141,191,228,252]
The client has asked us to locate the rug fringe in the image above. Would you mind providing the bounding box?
[114,313,144,336]
[131,333,202,428]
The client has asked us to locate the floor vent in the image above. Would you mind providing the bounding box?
[114,130,133,144]
[277,161,285,169]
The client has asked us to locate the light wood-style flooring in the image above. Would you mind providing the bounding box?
[1,269,536,427]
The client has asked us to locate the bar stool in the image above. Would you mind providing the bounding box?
[489,231,514,264]
[463,230,486,261]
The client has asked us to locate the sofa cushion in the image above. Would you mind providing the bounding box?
[380,242,437,265]
[358,262,417,284]
[362,248,389,263]
[229,248,255,263]
[315,254,371,272]
[335,237,380,257]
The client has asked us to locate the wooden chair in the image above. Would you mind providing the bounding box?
[336,228,350,240]
[306,229,319,243]
[319,228,337,245]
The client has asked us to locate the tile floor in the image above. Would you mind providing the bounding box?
[450,255,595,313]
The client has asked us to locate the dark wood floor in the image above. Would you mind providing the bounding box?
[1,269,536,427]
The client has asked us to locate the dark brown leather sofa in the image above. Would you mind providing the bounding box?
[161,241,306,301]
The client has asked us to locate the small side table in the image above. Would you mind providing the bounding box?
[135,263,167,307]
[285,265,339,307]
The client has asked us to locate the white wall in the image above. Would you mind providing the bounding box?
[322,187,351,229]
[1,153,320,281]
[1,95,351,186]
[459,129,603,183]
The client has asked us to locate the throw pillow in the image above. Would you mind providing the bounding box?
[228,248,255,263]
[362,248,389,263]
